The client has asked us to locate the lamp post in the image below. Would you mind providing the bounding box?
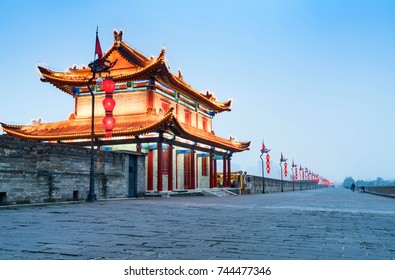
[86,77,98,202]
[259,142,270,194]
[86,29,117,202]
[299,165,303,190]
[291,160,297,191]
[306,170,311,189]
[279,153,287,192]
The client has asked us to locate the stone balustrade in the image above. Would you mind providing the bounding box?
[357,186,395,198]
[244,175,325,194]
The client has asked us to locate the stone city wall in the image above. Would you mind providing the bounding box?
[244,175,325,194]
[362,186,395,198]
[0,135,145,206]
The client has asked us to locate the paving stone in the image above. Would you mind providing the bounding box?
[1,187,395,259]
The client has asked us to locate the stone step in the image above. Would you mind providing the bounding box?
[202,188,239,197]
[145,188,240,198]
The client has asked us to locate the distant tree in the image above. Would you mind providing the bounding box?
[355,180,364,186]
[342,176,395,187]
[342,177,355,188]
[375,177,384,186]
[365,180,374,186]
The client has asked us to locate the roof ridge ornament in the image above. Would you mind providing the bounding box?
[88,58,117,74]
[114,29,123,43]
[32,118,42,126]
[178,68,183,80]
[89,29,117,74]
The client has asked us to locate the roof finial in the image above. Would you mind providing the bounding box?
[113,29,123,43]
[178,68,183,80]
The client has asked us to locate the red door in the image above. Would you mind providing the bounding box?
[184,153,191,189]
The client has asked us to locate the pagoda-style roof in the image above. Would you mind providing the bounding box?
[0,108,250,153]
[38,30,231,113]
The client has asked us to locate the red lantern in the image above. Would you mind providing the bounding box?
[103,116,115,130]
[284,162,288,177]
[102,97,116,112]
[295,167,298,180]
[102,78,115,93]
[265,154,270,174]
[101,78,116,137]
[103,116,116,137]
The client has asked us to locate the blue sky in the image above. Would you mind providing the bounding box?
[1,0,394,184]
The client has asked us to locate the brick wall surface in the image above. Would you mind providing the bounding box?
[0,135,145,205]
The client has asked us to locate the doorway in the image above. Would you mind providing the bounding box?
[128,155,137,197]
[0,192,6,206]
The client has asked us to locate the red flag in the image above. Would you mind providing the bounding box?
[261,139,265,153]
[95,32,103,61]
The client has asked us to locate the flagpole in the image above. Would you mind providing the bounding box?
[291,160,297,191]
[280,161,283,192]
[87,27,99,202]
[260,152,265,194]
[86,27,116,202]
[260,139,270,194]
[280,153,287,192]
[94,26,98,62]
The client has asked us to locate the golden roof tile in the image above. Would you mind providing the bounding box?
[1,108,249,152]
[37,31,232,113]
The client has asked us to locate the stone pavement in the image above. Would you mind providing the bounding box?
[0,187,394,260]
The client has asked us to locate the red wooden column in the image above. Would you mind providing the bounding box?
[168,144,173,191]
[213,158,218,188]
[147,150,153,191]
[190,149,195,189]
[209,153,214,188]
[222,154,227,188]
[157,142,163,192]
[196,156,199,189]
[227,155,231,188]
